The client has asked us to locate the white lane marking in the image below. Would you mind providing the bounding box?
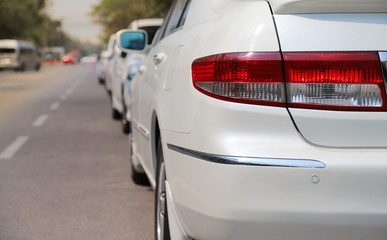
[0,136,29,159]
[66,89,74,95]
[60,82,81,101]
[60,94,67,100]
[50,102,60,110]
[32,114,49,127]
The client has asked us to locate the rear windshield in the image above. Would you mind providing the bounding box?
[0,48,16,54]
[20,48,34,55]
[139,26,160,44]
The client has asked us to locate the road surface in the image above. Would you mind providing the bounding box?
[0,64,154,240]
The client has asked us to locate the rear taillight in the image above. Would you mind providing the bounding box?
[192,52,285,107]
[284,52,387,111]
[192,52,387,111]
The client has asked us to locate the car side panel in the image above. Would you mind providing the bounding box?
[157,0,280,134]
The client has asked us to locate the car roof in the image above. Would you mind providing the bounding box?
[128,18,164,30]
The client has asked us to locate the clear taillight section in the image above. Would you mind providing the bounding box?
[284,52,387,110]
[287,84,384,110]
[192,52,285,107]
[192,52,387,111]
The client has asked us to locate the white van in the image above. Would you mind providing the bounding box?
[0,39,41,71]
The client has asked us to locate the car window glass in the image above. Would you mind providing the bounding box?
[21,48,33,55]
[176,0,191,29]
[139,26,160,44]
[0,48,15,54]
[153,1,176,44]
[162,0,187,38]
[152,28,162,45]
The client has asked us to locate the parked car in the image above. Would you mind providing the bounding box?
[121,53,145,133]
[80,54,98,65]
[99,34,116,90]
[95,53,105,84]
[109,18,163,131]
[118,0,387,239]
[0,39,41,71]
[62,54,76,64]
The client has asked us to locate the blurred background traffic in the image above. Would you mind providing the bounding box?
[0,0,172,66]
[0,1,174,238]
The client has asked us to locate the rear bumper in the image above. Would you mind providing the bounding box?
[0,62,18,69]
[162,130,387,240]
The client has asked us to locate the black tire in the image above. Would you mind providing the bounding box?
[35,63,41,71]
[122,116,130,134]
[129,134,148,185]
[122,97,130,134]
[131,162,149,185]
[112,108,122,120]
[155,138,171,240]
[19,63,26,72]
[14,64,24,72]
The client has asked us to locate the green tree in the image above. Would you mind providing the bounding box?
[0,0,100,55]
[91,0,173,42]
[0,0,47,45]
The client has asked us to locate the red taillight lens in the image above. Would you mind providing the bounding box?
[284,52,387,110]
[192,52,387,111]
[192,52,285,107]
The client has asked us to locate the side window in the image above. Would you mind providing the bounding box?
[176,0,191,29]
[161,0,190,39]
[152,1,176,44]
[20,48,33,55]
[139,26,160,44]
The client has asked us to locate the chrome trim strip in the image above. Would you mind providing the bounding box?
[168,144,326,169]
[379,52,387,95]
[379,52,387,62]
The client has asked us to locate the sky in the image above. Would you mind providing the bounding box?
[47,0,102,44]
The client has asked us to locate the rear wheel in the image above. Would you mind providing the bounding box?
[122,96,130,134]
[122,118,130,134]
[35,63,41,71]
[15,63,25,72]
[155,138,171,240]
[19,63,26,72]
[112,108,122,120]
[129,134,148,185]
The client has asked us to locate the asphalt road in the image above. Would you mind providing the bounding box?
[0,64,154,240]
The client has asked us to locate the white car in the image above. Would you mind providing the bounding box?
[99,34,116,90]
[80,54,98,65]
[117,0,387,239]
[95,53,104,84]
[109,18,163,124]
[121,53,145,133]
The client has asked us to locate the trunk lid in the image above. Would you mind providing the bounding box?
[273,12,387,147]
[269,0,387,14]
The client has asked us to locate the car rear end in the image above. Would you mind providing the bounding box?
[161,0,387,239]
[0,40,19,70]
